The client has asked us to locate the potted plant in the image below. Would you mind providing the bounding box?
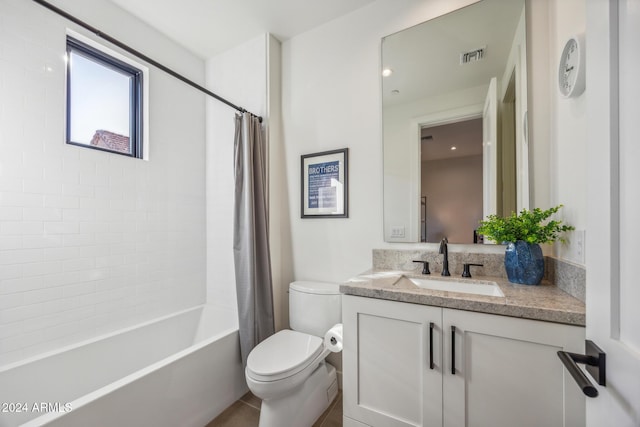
[477,205,574,285]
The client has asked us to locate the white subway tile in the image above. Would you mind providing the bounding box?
[61,208,80,221]
[23,179,63,195]
[0,192,43,207]
[77,267,109,282]
[0,162,43,180]
[0,0,207,361]
[79,221,109,234]
[44,194,79,209]
[0,236,21,250]
[22,234,63,249]
[95,232,123,245]
[0,221,43,235]
[83,173,109,186]
[0,248,43,265]
[0,177,23,192]
[79,197,109,210]
[43,271,81,287]
[95,209,122,222]
[43,163,78,184]
[0,322,22,340]
[62,257,95,272]
[62,183,94,197]
[22,287,63,305]
[43,246,79,261]
[21,260,62,277]
[21,328,95,360]
[23,206,62,221]
[62,282,95,298]
[44,221,78,234]
[0,264,22,280]
[0,276,45,294]
[14,329,46,350]
[0,334,25,353]
[62,233,95,247]
[78,245,110,258]
[0,292,24,310]
[21,306,94,334]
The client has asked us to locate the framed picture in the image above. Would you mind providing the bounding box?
[301,148,348,218]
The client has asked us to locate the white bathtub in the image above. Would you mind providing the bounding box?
[0,305,247,427]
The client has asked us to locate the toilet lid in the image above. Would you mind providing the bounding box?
[246,330,323,381]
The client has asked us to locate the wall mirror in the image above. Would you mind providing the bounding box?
[382,0,529,243]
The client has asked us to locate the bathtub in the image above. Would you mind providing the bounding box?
[0,305,247,427]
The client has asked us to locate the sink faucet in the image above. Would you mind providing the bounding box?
[439,237,451,276]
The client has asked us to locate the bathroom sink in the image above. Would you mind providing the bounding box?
[407,277,505,297]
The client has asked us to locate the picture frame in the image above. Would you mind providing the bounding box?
[301,148,348,218]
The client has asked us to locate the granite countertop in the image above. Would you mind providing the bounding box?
[340,270,586,326]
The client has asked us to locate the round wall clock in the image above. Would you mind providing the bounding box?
[558,35,585,98]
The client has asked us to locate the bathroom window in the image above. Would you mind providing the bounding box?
[66,36,143,158]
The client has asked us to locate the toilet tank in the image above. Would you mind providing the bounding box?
[289,281,341,338]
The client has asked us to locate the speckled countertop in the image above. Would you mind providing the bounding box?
[340,270,586,326]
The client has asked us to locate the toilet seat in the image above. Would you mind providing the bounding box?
[246,330,323,382]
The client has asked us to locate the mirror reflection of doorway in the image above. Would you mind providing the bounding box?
[501,70,518,217]
[420,119,483,243]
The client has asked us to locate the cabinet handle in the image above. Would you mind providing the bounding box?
[451,325,456,375]
[429,322,435,369]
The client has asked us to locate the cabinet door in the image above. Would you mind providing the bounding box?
[343,295,443,427]
[442,308,585,427]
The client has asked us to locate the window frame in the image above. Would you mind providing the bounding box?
[66,36,144,158]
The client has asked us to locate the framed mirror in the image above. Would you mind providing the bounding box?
[382,0,528,243]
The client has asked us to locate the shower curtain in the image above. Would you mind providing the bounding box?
[233,112,275,366]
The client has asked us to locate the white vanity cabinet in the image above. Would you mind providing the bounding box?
[343,295,586,427]
[342,295,443,427]
[442,307,585,427]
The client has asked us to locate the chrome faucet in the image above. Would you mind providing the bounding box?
[439,237,451,276]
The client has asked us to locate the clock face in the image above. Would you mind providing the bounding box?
[558,37,585,97]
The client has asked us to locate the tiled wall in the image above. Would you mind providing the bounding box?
[0,0,207,366]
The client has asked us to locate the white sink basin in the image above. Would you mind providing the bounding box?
[407,277,505,297]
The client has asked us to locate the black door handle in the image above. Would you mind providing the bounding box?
[557,340,606,398]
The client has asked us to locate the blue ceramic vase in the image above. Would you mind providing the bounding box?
[504,240,544,285]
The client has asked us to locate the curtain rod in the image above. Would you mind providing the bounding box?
[31,0,263,123]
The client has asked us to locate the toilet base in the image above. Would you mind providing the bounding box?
[259,362,338,427]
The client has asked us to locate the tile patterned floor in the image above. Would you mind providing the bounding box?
[206,391,342,427]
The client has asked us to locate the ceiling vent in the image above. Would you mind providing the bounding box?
[460,46,486,64]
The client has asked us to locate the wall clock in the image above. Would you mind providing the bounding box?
[558,35,585,98]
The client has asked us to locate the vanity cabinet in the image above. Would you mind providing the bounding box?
[343,295,585,427]
[342,295,443,427]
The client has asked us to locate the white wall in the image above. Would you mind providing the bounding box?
[205,35,266,314]
[547,0,587,263]
[205,34,288,330]
[0,0,206,366]
[282,0,478,284]
[282,0,589,288]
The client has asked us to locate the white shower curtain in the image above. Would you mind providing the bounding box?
[233,112,275,366]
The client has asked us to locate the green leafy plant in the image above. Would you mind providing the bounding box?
[477,205,574,244]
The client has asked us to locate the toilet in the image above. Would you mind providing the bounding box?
[245,281,341,427]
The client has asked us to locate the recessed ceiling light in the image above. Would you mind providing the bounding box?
[451,146,457,150]
[382,68,393,77]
